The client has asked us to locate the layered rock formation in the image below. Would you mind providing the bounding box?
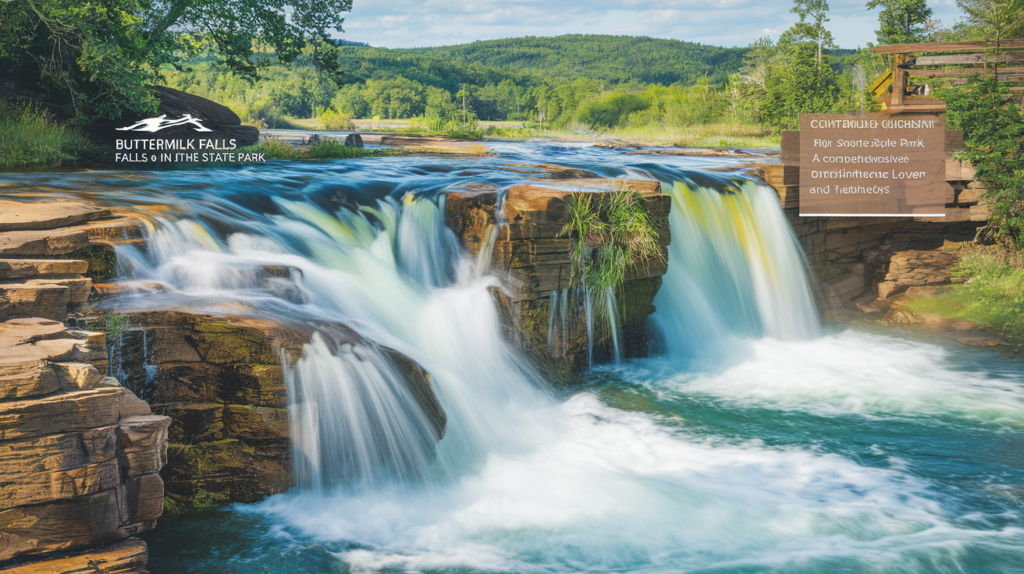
[1,200,168,572]
[0,319,169,571]
[752,147,985,315]
[446,177,670,382]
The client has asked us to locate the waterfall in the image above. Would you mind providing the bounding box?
[583,285,595,368]
[117,192,550,488]
[547,289,560,355]
[651,179,820,366]
[284,333,439,490]
[605,285,623,364]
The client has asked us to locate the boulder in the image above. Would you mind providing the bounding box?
[52,362,104,391]
[151,86,241,126]
[111,86,259,149]
[0,318,105,400]
[878,249,960,299]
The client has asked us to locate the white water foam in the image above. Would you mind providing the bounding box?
[253,393,1023,573]
[628,329,1024,426]
[115,186,1024,572]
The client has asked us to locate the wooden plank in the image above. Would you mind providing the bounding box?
[884,104,947,113]
[908,66,1024,77]
[904,96,945,105]
[915,53,1024,65]
[780,131,799,162]
[873,39,1024,54]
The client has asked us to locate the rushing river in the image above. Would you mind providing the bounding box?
[3,142,1024,573]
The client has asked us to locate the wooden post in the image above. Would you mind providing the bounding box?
[892,54,907,108]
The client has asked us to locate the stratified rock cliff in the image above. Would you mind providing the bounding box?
[446,175,671,383]
[97,310,444,512]
[0,200,169,573]
[0,319,169,571]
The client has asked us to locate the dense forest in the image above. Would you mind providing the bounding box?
[165,32,866,135]
[166,35,756,127]
[398,36,749,86]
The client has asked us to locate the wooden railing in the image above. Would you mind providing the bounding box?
[871,39,1024,113]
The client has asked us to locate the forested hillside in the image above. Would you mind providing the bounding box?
[399,35,749,86]
[164,35,756,130]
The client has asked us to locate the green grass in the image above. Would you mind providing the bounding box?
[906,246,1024,341]
[238,137,399,160]
[0,102,95,169]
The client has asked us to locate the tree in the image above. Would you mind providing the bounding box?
[940,77,1024,243]
[782,0,836,70]
[956,0,1024,44]
[0,0,353,120]
[866,0,935,44]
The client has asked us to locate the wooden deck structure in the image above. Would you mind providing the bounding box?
[872,38,1024,113]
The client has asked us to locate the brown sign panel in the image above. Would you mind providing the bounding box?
[798,113,947,216]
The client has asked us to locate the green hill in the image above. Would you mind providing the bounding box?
[402,35,749,85]
[338,35,749,89]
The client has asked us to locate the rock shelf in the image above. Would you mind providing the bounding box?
[0,200,169,572]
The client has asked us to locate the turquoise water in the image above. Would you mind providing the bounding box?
[142,326,1024,573]
[4,143,1023,573]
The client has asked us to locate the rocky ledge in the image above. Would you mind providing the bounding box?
[85,309,444,513]
[1,199,168,572]
[445,175,671,382]
[0,318,169,571]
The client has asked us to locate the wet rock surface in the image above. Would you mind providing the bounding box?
[95,310,444,511]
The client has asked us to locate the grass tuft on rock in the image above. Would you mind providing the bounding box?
[560,186,664,312]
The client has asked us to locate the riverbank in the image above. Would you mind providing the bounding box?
[291,116,780,148]
[900,244,1024,343]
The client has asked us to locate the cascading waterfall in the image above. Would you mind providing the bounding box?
[651,179,820,367]
[83,153,1024,573]
[116,192,550,486]
[583,285,595,367]
[547,289,560,355]
[605,285,623,364]
[284,333,439,491]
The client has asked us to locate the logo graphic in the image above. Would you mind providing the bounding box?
[117,114,212,133]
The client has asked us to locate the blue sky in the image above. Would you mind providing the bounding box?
[339,0,963,50]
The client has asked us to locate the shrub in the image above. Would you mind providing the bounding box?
[576,92,650,129]
[906,246,1024,342]
[939,76,1024,245]
[318,107,356,131]
[0,102,93,169]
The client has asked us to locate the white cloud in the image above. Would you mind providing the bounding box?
[338,0,966,49]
